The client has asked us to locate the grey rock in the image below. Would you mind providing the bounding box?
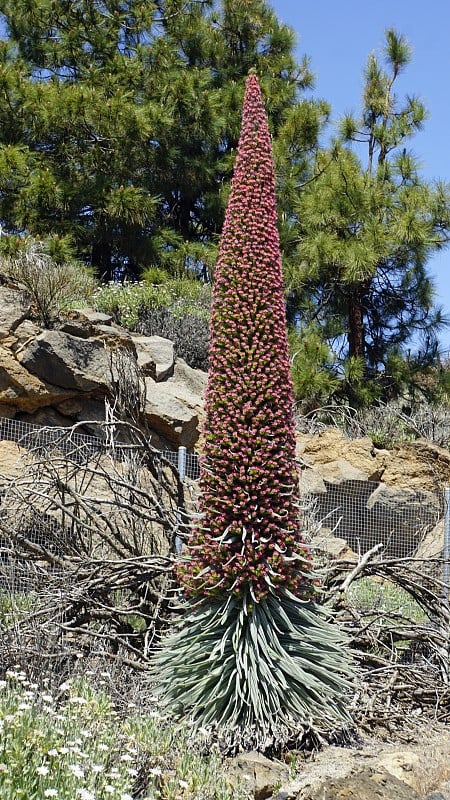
[170,357,207,398]
[59,320,91,339]
[17,329,113,392]
[318,458,369,484]
[301,467,327,495]
[227,751,289,800]
[132,335,175,381]
[71,308,114,325]
[144,379,199,448]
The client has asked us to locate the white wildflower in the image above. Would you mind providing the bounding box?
[107,769,120,778]
[37,765,50,776]
[76,789,96,800]
[69,764,85,779]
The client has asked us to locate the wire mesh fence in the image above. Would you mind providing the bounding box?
[0,415,200,476]
[0,414,449,606]
[307,478,444,559]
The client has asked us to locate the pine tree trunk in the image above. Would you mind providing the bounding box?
[348,285,365,360]
[92,240,112,281]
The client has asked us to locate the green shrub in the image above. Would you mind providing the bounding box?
[95,278,211,369]
[3,239,96,327]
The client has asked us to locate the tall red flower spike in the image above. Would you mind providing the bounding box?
[179,74,314,602]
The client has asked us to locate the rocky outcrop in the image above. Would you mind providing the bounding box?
[225,729,450,800]
[382,438,450,492]
[275,730,450,800]
[0,289,206,449]
[0,344,76,413]
[297,428,446,559]
[297,428,388,479]
[297,428,450,494]
[18,329,116,391]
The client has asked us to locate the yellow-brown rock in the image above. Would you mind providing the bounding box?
[296,428,387,481]
[0,346,75,412]
[382,438,450,492]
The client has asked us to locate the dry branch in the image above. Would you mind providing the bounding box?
[322,543,450,736]
[0,420,186,673]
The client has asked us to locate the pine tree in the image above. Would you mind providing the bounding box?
[0,0,324,280]
[289,30,450,406]
[153,74,352,746]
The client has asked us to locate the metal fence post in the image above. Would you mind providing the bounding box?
[177,446,187,482]
[443,487,450,682]
[175,447,187,554]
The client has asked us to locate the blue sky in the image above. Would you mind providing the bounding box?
[271,0,450,351]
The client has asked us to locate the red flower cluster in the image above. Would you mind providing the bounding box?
[179,74,315,602]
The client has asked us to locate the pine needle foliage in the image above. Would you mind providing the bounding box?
[154,74,353,745]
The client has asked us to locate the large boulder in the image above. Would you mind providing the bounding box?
[0,345,74,412]
[132,334,175,381]
[275,733,450,800]
[141,358,206,447]
[144,379,199,448]
[364,482,441,556]
[17,329,114,392]
[164,357,206,414]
